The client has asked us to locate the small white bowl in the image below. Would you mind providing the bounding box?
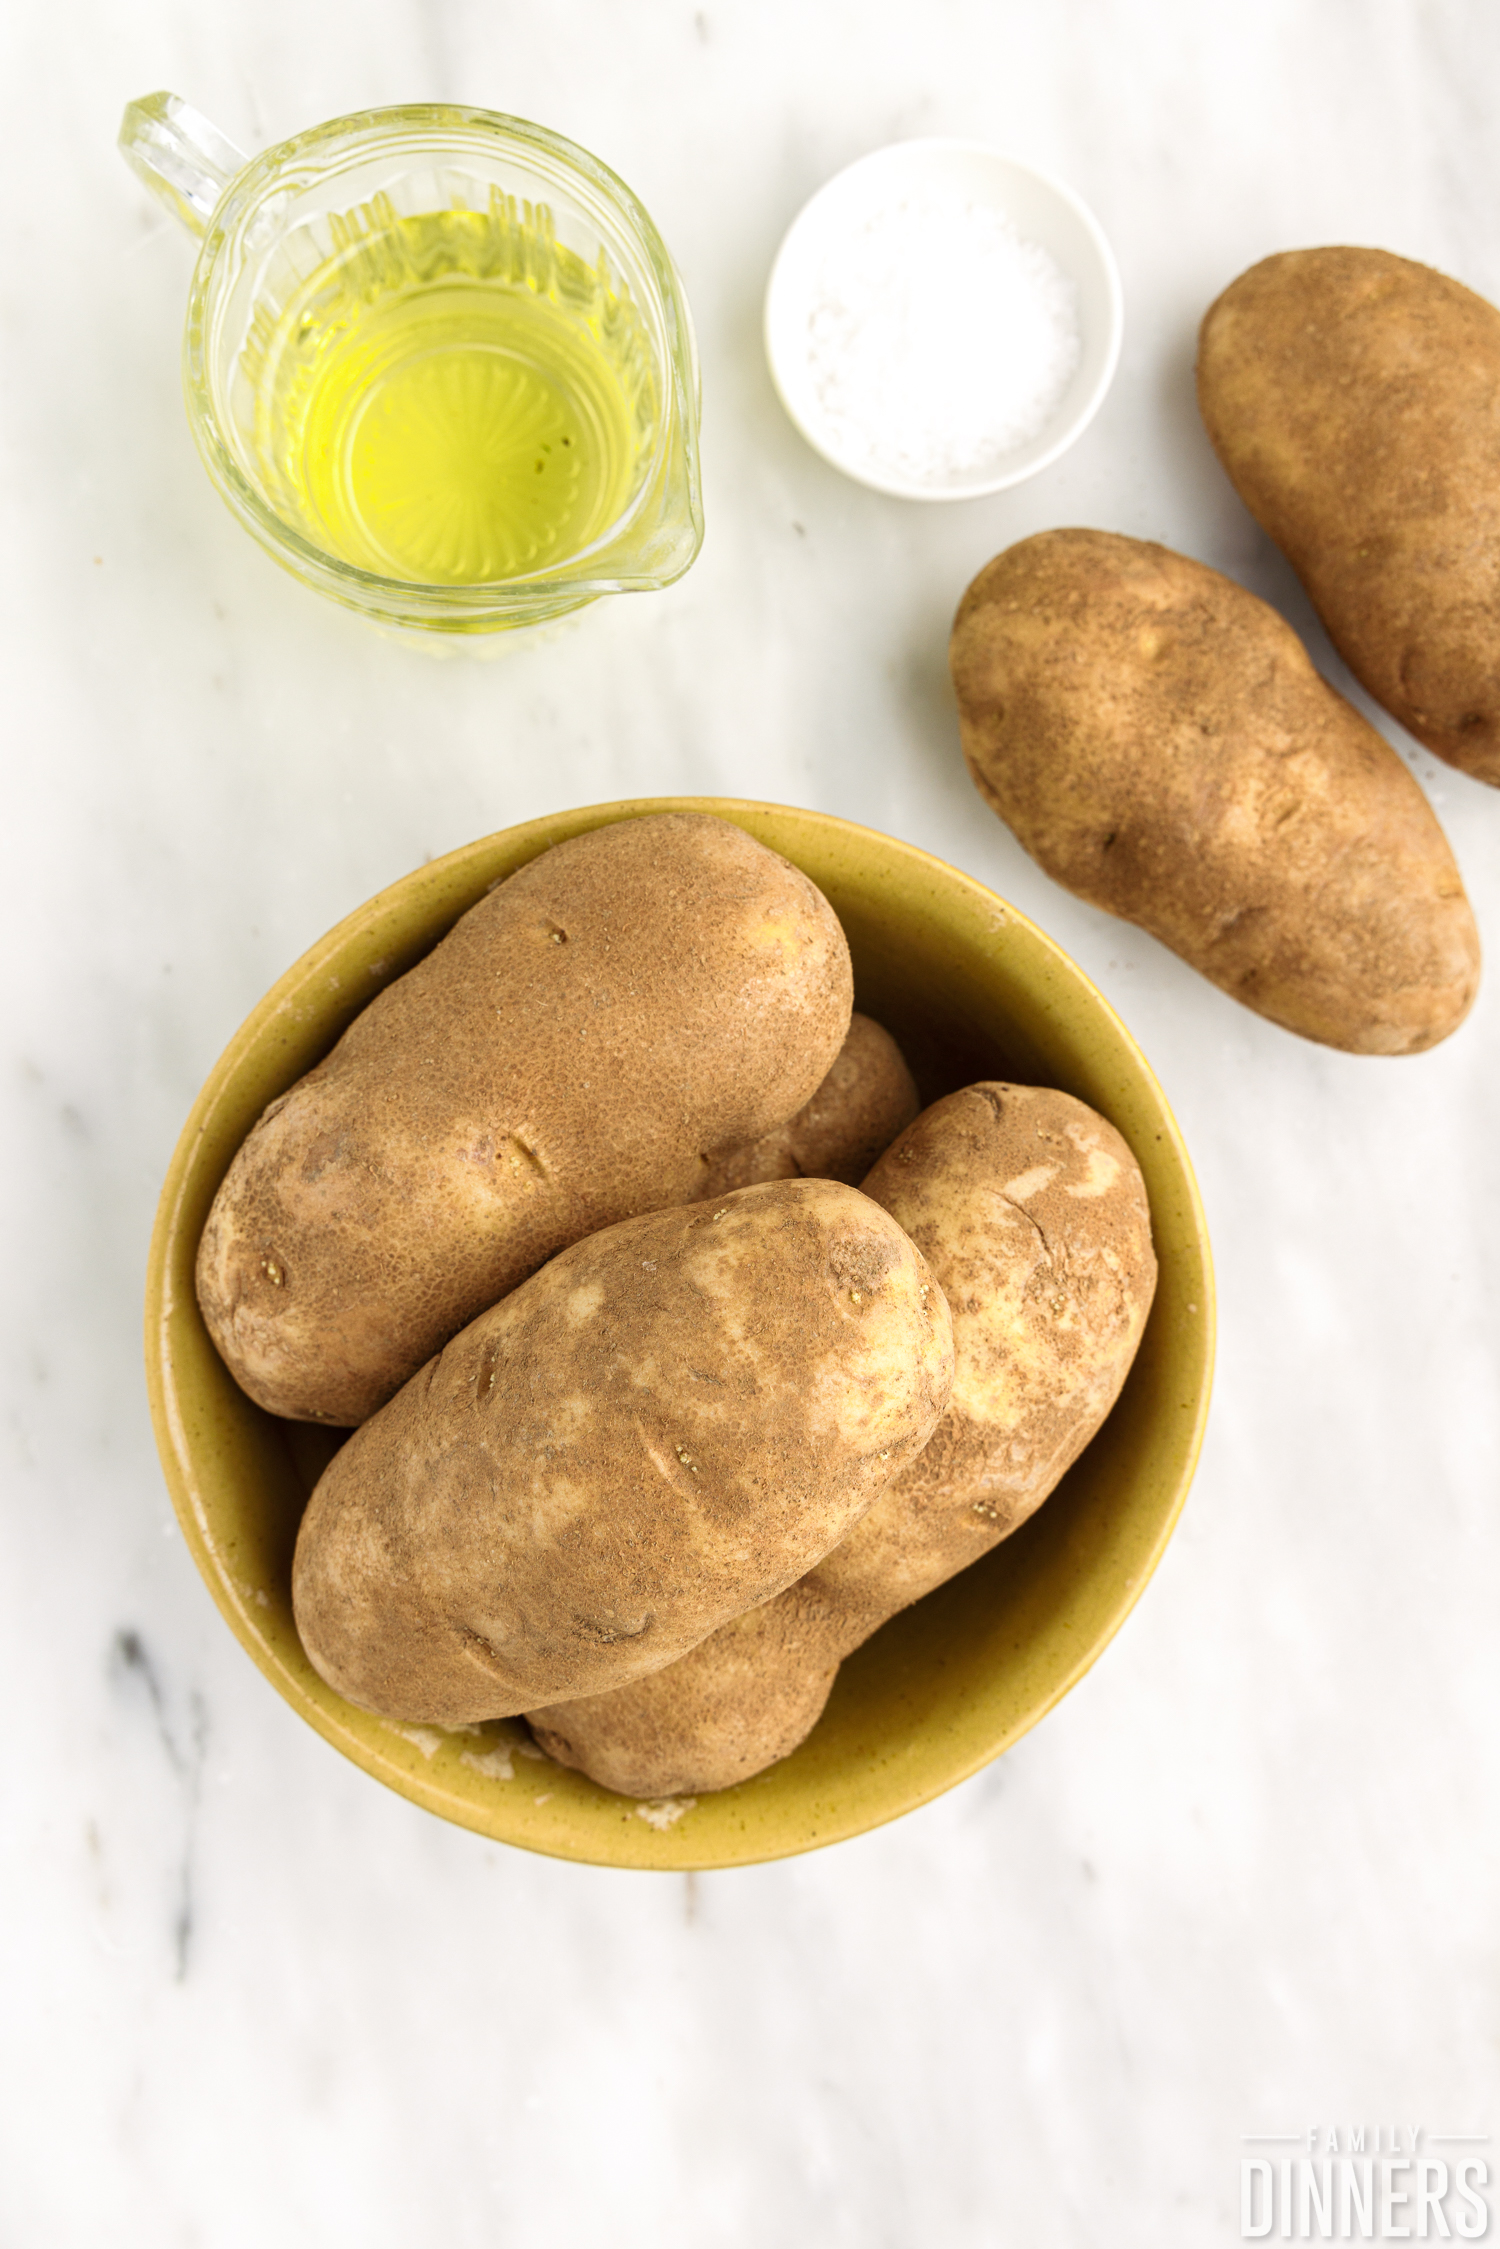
[764,139,1123,502]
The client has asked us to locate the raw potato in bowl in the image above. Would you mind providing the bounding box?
[696,1012,919,1196]
[951,530,1480,1054]
[529,1083,1157,1797]
[145,797,1215,1865]
[198,814,853,1425]
[292,1177,955,1724]
[1197,247,1500,788]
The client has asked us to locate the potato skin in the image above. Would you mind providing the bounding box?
[822,1081,1157,1608]
[951,529,1480,1054]
[529,1084,1156,1797]
[198,815,853,1425]
[291,1177,954,1725]
[1198,247,1500,786]
[529,1580,845,1800]
[695,1013,919,1196]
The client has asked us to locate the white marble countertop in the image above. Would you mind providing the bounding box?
[3,4,1497,2243]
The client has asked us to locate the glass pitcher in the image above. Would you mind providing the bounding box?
[119,93,704,634]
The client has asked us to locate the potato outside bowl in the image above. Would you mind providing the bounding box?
[145,799,1214,1870]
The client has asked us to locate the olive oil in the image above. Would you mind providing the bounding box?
[243,194,655,584]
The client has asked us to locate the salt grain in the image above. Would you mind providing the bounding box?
[804,190,1082,486]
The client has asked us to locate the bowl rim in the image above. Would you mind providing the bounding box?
[763,137,1124,501]
[144,797,1214,1869]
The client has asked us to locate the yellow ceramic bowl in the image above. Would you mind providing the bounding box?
[145,799,1213,1869]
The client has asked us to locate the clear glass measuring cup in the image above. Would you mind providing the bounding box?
[119,93,704,633]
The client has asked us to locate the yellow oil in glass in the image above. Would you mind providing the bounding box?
[243,195,655,584]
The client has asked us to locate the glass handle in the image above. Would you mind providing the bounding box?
[118,91,246,239]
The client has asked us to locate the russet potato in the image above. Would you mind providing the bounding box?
[198,814,853,1425]
[292,1176,954,1724]
[696,1012,919,1196]
[1198,246,1500,788]
[528,1083,1156,1797]
[950,530,1480,1054]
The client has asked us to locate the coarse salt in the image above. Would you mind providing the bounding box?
[804,190,1082,486]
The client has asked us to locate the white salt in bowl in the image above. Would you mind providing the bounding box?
[764,140,1123,501]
